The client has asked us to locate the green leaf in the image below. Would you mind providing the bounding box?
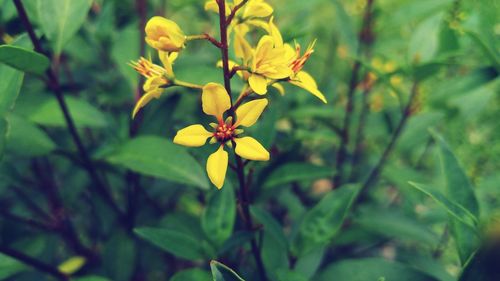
[276,269,308,281]
[0,118,6,160]
[170,269,212,281]
[0,253,26,279]
[459,247,500,281]
[29,96,108,128]
[37,0,93,54]
[316,258,440,281]
[251,207,288,250]
[408,182,478,229]
[409,13,444,63]
[264,163,334,189]
[202,184,236,246]
[291,184,360,256]
[0,45,49,75]
[105,136,209,189]
[74,277,112,281]
[432,132,480,264]
[5,114,55,156]
[0,60,24,116]
[134,227,208,261]
[210,260,245,281]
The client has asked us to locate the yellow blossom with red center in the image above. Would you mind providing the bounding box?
[173,83,269,189]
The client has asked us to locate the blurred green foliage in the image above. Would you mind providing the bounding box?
[0,0,499,280]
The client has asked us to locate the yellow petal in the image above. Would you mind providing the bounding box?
[58,256,86,275]
[202,83,231,120]
[132,88,163,118]
[173,124,213,147]
[206,146,229,189]
[289,71,327,103]
[234,31,253,64]
[248,74,268,95]
[204,0,230,16]
[234,137,269,161]
[271,83,285,96]
[268,17,283,47]
[235,99,268,127]
[243,1,273,18]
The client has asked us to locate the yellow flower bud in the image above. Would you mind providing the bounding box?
[145,16,186,52]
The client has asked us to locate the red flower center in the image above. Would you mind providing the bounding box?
[214,123,235,143]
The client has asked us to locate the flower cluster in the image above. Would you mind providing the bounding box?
[131,0,326,189]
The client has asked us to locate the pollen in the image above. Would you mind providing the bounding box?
[129,57,164,78]
[290,40,316,74]
[214,123,236,143]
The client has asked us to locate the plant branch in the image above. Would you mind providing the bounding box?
[13,0,123,219]
[186,34,222,48]
[226,0,248,26]
[356,81,419,201]
[333,0,375,187]
[217,1,267,280]
[0,246,69,281]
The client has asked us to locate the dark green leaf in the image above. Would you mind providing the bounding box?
[0,61,24,116]
[6,114,56,156]
[264,163,334,189]
[291,185,360,256]
[29,96,108,128]
[0,253,26,279]
[105,136,209,189]
[134,227,208,261]
[74,277,112,281]
[171,269,211,281]
[210,260,245,281]
[316,258,440,281]
[202,184,236,246]
[37,0,93,54]
[0,45,49,75]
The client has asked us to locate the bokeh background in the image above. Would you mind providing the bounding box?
[0,0,499,280]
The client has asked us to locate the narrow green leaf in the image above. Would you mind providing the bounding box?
[432,131,480,264]
[202,184,236,246]
[210,260,245,281]
[0,118,7,160]
[291,184,360,256]
[408,182,478,228]
[105,136,209,189]
[264,163,334,189]
[134,227,208,261]
[0,45,49,75]
[316,258,440,281]
[170,269,211,281]
[29,96,108,128]
[37,0,93,54]
[6,114,56,156]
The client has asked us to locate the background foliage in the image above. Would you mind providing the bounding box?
[0,0,499,280]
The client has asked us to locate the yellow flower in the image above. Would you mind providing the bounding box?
[145,17,186,52]
[130,51,178,118]
[173,83,269,189]
[248,35,293,95]
[204,0,273,19]
[286,40,327,103]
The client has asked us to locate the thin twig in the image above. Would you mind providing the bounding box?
[333,0,375,188]
[13,0,123,219]
[226,0,248,26]
[0,246,69,281]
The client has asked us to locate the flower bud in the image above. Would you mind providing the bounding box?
[145,16,186,52]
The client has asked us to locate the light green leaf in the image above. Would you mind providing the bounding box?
[409,13,444,63]
[170,269,211,281]
[0,45,49,75]
[202,184,236,246]
[0,61,24,116]
[134,227,208,261]
[316,258,440,281]
[264,163,334,189]
[210,260,245,281]
[29,96,108,128]
[432,132,480,264]
[0,253,26,279]
[37,0,93,54]
[408,182,478,229]
[6,114,55,156]
[291,185,360,256]
[105,136,209,189]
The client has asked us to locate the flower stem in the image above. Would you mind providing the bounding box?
[216,1,268,280]
[174,79,203,90]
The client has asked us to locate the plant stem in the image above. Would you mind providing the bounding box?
[356,81,419,201]
[216,1,267,280]
[13,0,123,219]
[0,246,69,281]
[333,0,375,188]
